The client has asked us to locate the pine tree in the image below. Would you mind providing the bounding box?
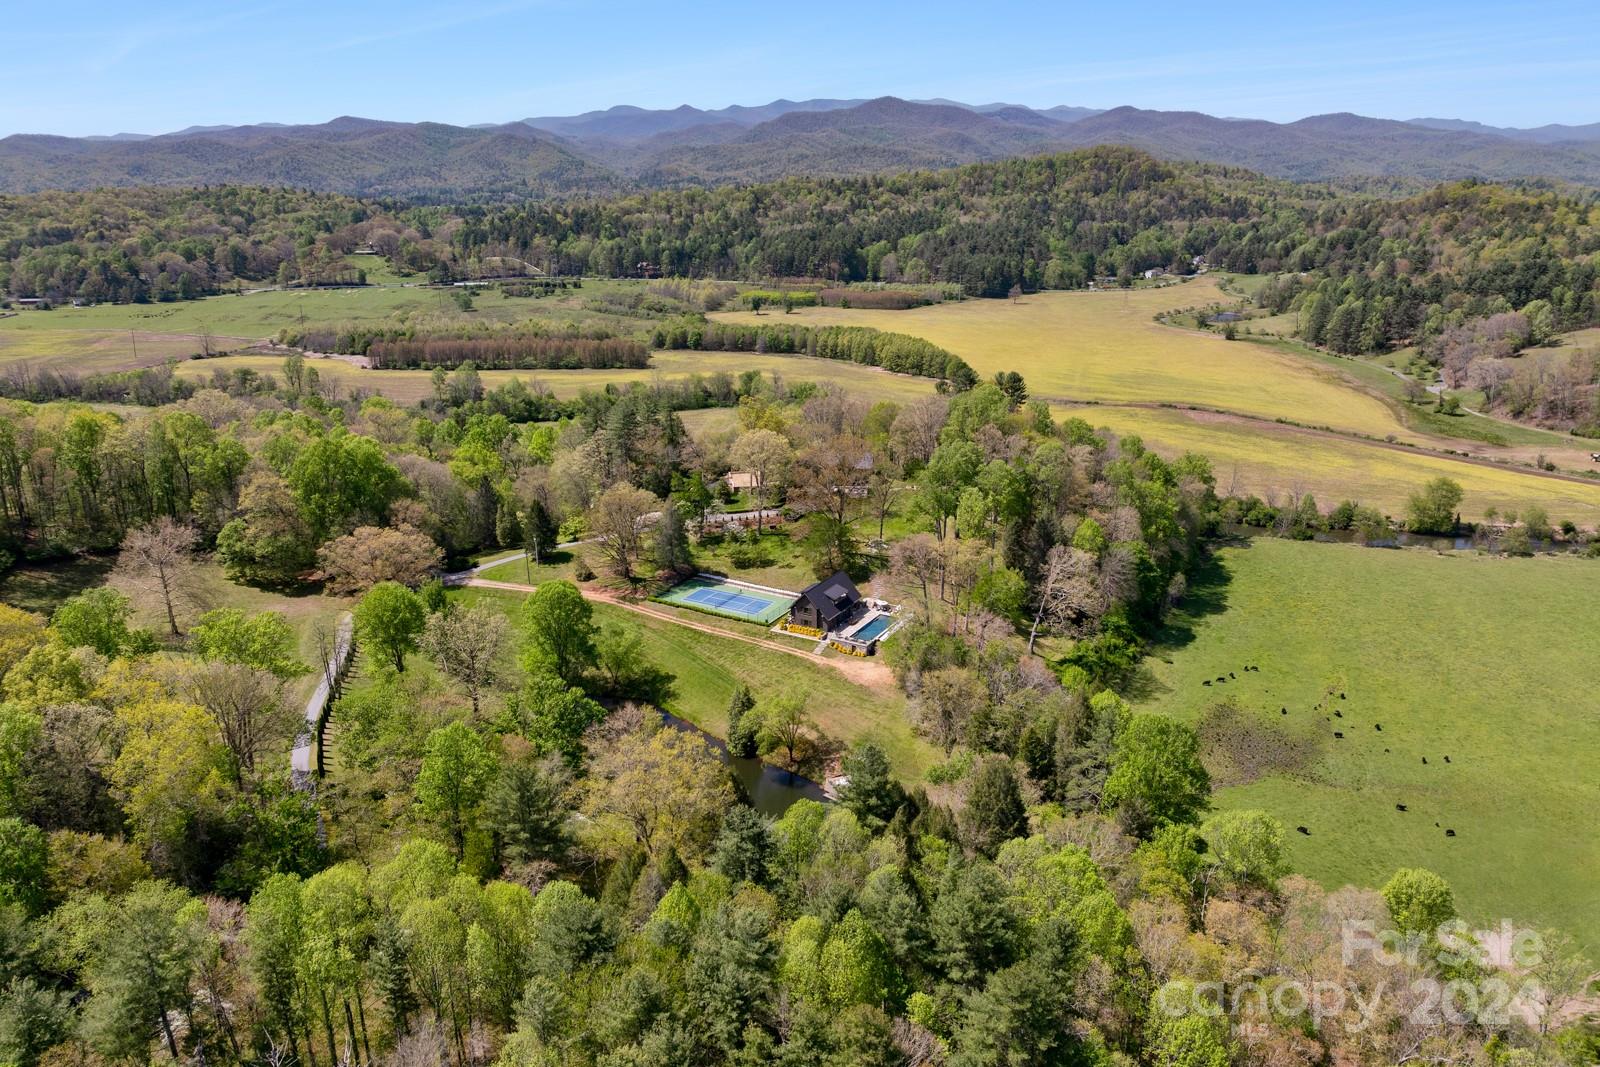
[653,504,693,574]
[961,758,1026,858]
[726,685,758,758]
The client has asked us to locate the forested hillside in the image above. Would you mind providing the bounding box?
[7,149,1597,357]
[0,187,380,302]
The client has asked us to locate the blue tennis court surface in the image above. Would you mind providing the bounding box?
[655,577,794,624]
[682,586,773,615]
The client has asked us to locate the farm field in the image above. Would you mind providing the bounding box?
[456,586,936,780]
[1070,405,1600,525]
[1140,537,1600,949]
[0,279,711,372]
[0,278,690,344]
[0,286,437,340]
[0,329,254,374]
[718,277,1404,437]
[717,280,1600,523]
[165,350,939,404]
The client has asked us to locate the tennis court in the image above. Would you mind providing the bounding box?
[654,576,795,625]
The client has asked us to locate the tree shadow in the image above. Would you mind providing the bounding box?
[1149,546,1238,655]
[0,554,116,615]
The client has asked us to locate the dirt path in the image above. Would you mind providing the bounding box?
[461,576,897,689]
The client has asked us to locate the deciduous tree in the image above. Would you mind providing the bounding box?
[727,429,793,533]
[191,608,306,679]
[1406,477,1463,535]
[1381,867,1456,935]
[756,694,814,769]
[519,580,597,687]
[587,484,659,580]
[415,721,499,859]
[585,725,732,861]
[354,582,427,673]
[51,589,152,659]
[316,525,443,596]
[420,603,508,715]
[1102,714,1210,836]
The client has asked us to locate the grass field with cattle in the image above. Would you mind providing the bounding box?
[1140,536,1600,949]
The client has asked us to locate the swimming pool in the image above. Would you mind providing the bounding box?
[851,613,894,642]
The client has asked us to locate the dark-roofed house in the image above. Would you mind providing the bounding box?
[790,571,862,634]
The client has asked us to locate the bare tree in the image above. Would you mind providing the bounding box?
[916,667,987,754]
[117,517,199,637]
[888,396,948,469]
[890,533,944,620]
[1027,545,1104,654]
[865,470,897,543]
[419,604,509,716]
[790,433,869,526]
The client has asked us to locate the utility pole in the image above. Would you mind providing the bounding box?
[130,329,138,363]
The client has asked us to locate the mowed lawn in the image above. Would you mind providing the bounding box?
[1072,405,1600,526]
[456,586,936,781]
[1140,537,1600,948]
[717,277,1403,438]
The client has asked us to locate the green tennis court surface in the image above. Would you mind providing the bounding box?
[655,577,794,624]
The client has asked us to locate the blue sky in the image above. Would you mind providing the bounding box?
[5,0,1598,137]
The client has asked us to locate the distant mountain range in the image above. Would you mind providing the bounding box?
[4,98,1599,198]
[0,117,620,200]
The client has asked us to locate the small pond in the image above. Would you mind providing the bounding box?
[660,712,827,816]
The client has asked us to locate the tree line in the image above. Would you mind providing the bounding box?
[651,318,978,387]
[7,151,1596,331]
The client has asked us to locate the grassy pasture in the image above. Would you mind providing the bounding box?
[716,281,1600,523]
[0,287,435,340]
[0,329,249,374]
[1140,537,1600,948]
[0,278,706,358]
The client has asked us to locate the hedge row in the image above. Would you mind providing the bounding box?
[367,336,650,370]
[650,319,977,386]
[818,288,925,310]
